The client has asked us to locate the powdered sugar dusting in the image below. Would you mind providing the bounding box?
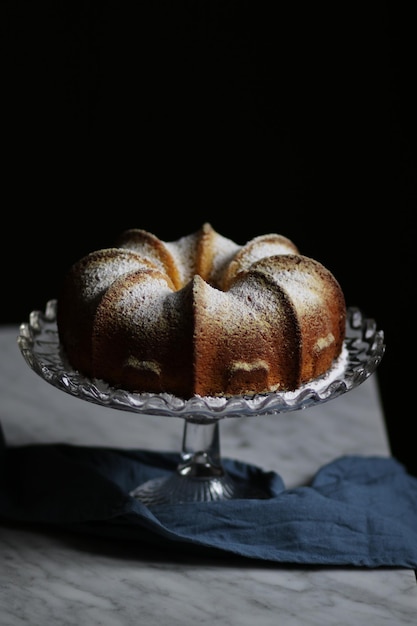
[166,233,199,285]
[237,240,297,273]
[77,251,153,302]
[112,274,175,327]
[209,233,240,285]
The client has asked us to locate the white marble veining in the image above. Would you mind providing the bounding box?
[0,325,416,625]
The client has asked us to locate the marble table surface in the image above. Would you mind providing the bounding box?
[0,324,416,625]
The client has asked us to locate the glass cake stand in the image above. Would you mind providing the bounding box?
[17,300,385,507]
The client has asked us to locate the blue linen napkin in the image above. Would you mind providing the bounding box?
[1,428,417,568]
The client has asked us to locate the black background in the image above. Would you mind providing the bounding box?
[3,4,415,474]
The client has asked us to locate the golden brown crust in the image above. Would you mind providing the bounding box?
[221,233,300,290]
[57,248,155,376]
[195,222,216,282]
[115,229,182,289]
[246,254,346,384]
[57,226,347,399]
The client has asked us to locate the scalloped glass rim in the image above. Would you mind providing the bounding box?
[17,300,385,423]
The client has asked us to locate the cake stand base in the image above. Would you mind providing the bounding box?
[129,421,270,506]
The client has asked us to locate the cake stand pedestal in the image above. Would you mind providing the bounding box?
[129,420,268,505]
[18,300,385,507]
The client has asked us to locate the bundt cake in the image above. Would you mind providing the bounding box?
[56,223,346,399]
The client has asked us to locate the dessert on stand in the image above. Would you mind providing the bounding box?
[18,299,385,507]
